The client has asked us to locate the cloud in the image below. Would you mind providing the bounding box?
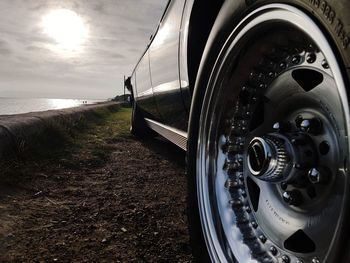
[0,0,169,99]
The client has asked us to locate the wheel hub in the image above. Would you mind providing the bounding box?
[247,135,289,181]
[247,131,318,185]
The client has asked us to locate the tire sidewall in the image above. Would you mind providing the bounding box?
[187,0,350,262]
[249,0,350,68]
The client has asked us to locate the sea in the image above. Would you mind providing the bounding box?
[0,98,106,115]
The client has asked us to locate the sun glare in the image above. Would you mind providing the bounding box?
[43,9,88,52]
[48,99,81,109]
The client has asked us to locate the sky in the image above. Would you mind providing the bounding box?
[0,0,169,99]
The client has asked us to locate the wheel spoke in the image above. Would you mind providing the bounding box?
[263,71,305,106]
[308,77,344,121]
[301,215,339,253]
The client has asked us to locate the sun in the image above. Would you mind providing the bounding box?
[42,9,88,52]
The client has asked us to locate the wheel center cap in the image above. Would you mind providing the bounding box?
[247,136,289,182]
[247,138,271,176]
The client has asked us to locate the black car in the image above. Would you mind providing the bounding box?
[126,0,350,262]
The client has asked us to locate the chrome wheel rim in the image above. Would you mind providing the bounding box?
[197,4,350,263]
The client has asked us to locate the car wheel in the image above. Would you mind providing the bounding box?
[187,2,350,263]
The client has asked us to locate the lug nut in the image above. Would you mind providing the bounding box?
[269,245,277,255]
[226,161,241,174]
[295,115,304,128]
[300,119,311,131]
[259,234,267,243]
[292,55,301,64]
[308,167,329,184]
[259,83,267,89]
[299,118,322,134]
[225,179,241,189]
[322,59,329,69]
[273,121,291,132]
[273,122,280,130]
[245,206,252,213]
[280,62,286,69]
[283,190,303,206]
[308,168,320,183]
[294,163,304,169]
[229,199,243,209]
[281,255,290,263]
[283,191,291,202]
[306,53,317,64]
[251,221,258,229]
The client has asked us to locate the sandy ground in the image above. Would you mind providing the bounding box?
[0,108,192,262]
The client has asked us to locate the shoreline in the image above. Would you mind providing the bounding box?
[0,98,108,116]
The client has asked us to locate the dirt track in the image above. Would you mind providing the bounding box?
[0,108,192,262]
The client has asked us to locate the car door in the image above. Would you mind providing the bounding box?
[134,50,160,119]
[149,0,188,131]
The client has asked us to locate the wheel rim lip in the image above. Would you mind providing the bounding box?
[196,4,350,263]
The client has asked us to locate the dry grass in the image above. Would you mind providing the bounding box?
[0,106,132,184]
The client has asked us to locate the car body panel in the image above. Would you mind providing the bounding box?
[129,0,223,142]
[179,0,194,120]
[149,0,188,130]
[130,0,192,133]
[133,50,161,119]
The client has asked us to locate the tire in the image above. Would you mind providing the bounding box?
[130,103,155,139]
[187,1,350,262]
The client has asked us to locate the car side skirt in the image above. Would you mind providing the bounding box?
[145,118,187,151]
